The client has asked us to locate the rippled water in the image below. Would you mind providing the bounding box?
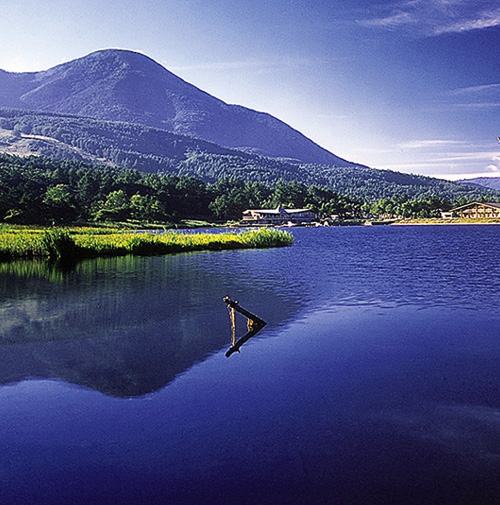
[1,225,500,504]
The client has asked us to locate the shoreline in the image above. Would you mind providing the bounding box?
[391,218,500,226]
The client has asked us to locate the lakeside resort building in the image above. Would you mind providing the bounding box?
[441,202,500,219]
[242,205,317,226]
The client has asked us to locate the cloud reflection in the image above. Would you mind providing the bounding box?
[376,403,500,461]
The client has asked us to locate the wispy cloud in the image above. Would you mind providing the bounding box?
[440,83,500,110]
[359,1,500,37]
[433,151,500,162]
[399,139,464,149]
[440,171,500,180]
[169,56,329,74]
[398,139,500,163]
[452,102,500,109]
[378,138,500,176]
[435,8,500,34]
[361,10,416,30]
[440,84,500,110]
[449,83,500,96]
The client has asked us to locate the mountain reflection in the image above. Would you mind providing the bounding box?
[0,253,293,397]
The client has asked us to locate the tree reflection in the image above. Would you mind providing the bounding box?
[0,254,287,397]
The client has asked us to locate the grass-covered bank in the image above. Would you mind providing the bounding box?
[0,226,293,262]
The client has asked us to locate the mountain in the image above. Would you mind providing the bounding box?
[1,49,496,202]
[456,177,500,192]
[0,49,355,167]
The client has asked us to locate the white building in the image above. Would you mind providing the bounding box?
[442,202,500,219]
[242,205,317,225]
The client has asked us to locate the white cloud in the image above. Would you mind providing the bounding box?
[442,85,500,111]
[452,102,500,109]
[434,8,500,34]
[375,139,500,177]
[395,150,500,166]
[399,139,464,149]
[360,11,416,30]
[486,164,500,172]
[169,56,328,74]
[437,171,500,180]
[449,84,500,96]
[358,1,500,37]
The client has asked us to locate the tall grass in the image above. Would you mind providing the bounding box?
[0,227,293,261]
[0,228,44,261]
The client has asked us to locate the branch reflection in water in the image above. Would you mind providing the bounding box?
[223,296,267,357]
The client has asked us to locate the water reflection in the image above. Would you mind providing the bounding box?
[2,226,500,505]
[0,258,77,283]
[0,251,293,397]
[223,296,267,357]
[2,225,500,398]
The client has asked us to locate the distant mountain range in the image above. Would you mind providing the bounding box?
[0,49,353,167]
[456,177,500,192]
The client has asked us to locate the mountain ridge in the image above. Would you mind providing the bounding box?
[0,107,498,202]
[456,177,500,192]
[0,49,355,167]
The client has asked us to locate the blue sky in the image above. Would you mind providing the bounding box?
[1,0,500,179]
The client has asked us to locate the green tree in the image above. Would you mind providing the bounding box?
[43,184,77,223]
[94,190,130,221]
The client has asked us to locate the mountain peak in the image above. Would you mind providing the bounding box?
[0,49,355,166]
[59,48,166,73]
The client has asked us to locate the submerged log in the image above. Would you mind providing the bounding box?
[222,296,266,327]
[223,296,266,357]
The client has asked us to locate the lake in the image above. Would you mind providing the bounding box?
[1,225,500,504]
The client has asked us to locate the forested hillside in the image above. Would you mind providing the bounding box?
[1,154,498,225]
[0,108,493,203]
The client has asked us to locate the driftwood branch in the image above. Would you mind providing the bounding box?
[223,296,267,357]
[222,296,266,327]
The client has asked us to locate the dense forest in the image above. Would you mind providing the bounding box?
[0,108,497,204]
[1,153,497,225]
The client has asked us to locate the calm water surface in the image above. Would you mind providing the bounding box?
[1,225,500,504]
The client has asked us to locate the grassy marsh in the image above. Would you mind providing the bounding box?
[0,226,293,261]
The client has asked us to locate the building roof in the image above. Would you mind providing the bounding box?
[451,201,500,212]
[243,206,314,215]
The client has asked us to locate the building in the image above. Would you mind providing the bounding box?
[242,205,317,225]
[443,202,500,219]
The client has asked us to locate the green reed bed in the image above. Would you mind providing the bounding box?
[75,228,293,257]
[0,229,45,260]
[0,227,293,261]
